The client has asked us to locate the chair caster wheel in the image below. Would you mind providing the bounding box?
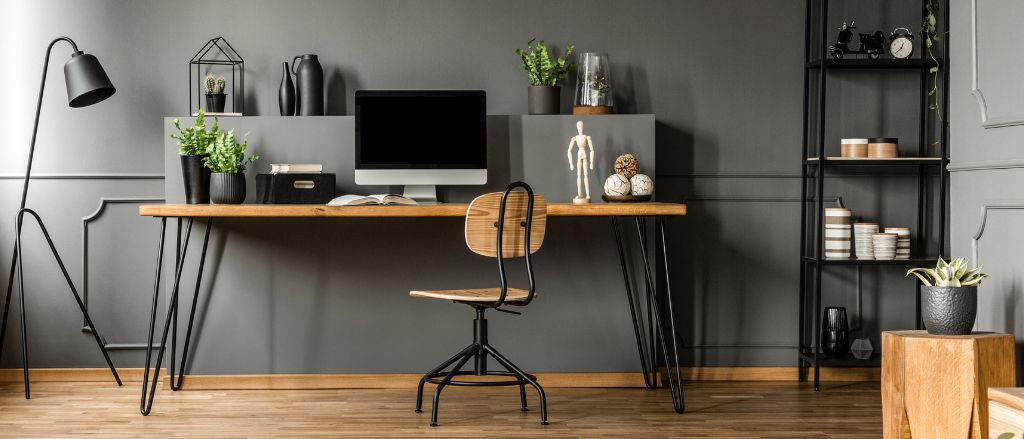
[415,409,422,413]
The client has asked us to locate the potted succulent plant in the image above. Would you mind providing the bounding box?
[515,38,574,115]
[170,108,221,204]
[204,129,259,204]
[204,73,227,113]
[906,257,989,335]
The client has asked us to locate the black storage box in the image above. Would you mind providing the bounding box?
[256,173,336,204]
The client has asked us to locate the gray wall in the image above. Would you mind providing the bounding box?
[949,0,1024,382]
[0,0,933,372]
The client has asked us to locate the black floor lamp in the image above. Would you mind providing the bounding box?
[0,37,123,399]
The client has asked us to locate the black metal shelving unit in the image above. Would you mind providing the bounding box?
[797,0,950,390]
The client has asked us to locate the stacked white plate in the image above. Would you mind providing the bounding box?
[872,233,898,260]
[854,222,879,260]
[885,227,911,260]
[824,208,852,259]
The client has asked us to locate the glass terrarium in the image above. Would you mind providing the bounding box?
[573,53,614,115]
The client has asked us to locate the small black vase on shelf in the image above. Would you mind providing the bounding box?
[820,306,850,357]
[279,61,295,116]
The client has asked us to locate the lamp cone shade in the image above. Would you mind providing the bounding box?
[64,51,115,107]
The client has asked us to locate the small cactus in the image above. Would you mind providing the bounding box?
[204,74,226,94]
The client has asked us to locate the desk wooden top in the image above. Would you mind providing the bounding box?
[138,202,686,218]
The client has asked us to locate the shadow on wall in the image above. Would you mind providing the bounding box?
[326,66,363,116]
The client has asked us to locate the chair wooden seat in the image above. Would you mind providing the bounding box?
[409,288,531,302]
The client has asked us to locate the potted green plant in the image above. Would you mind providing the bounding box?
[170,108,221,204]
[515,38,574,115]
[204,73,227,113]
[204,129,259,204]
[907,257,989,335]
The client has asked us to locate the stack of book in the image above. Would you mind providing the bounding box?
[270,163,322,173]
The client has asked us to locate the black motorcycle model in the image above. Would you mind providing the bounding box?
[829,22,885,59]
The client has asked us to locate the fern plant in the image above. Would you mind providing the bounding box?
[906,257,988,287]
[515,38,575,86]
[203,129,259,173]
[170,108,221,156]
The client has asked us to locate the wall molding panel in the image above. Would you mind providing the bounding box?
[970,0,1024,128]
[0,173,164,180]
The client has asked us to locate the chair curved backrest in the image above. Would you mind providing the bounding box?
[464,182,546,309]
[465,185,547,258]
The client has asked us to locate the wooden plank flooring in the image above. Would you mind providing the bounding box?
[0,381,881,438]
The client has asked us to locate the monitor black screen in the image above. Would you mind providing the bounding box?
[355,90,486,169]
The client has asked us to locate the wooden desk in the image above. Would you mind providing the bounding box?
[882,330,1016,438]
[136,202,687,416]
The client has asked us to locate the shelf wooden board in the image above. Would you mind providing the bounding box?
[800,352,881,368]
[806,58,942,69]
[802,256,938,266]
[139,202,687,218]
[805,157,944,166]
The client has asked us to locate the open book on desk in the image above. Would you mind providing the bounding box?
[326,194,418,206]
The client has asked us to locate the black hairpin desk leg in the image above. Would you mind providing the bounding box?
[611,215,685,414]
[140,216,212,416]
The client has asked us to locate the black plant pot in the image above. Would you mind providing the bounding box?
[821,306,850,357]
[179,155,210,204]
[922,286,977,335]
[528,85,560,115]
[206,93,227,113]
[210,173,246,204]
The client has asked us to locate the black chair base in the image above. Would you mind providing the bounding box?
[415,308,548,426]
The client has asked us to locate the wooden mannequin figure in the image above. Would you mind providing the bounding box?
[567,121,595,204]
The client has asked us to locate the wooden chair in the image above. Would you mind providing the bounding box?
[410,181,549,426]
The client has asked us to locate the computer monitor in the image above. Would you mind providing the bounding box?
[355,90,487,203]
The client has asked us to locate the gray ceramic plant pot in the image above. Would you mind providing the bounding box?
[921,286,977,335]
[528,85,560,115]
[210,172,246,204]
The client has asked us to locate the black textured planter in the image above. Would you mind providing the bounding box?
[922,286,977,335]
[820,306,850,357]
[179,155,210,204]
[205,93,226,113]
[528,85,560,115]
[210,173,246,204]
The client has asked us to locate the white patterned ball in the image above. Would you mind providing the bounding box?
[603,174,631,196]
[630,174,654,196]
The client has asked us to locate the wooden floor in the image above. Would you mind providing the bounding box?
[0,381,881,438]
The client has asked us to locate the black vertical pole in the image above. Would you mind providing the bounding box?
[797,0,812,380]
[813,0,830,392]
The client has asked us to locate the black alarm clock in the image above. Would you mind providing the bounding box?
[889,27,915,59]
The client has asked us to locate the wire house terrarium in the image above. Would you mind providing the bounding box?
[189,36,245,115]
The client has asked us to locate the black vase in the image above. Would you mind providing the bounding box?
[820,307,850,357]
[528,85,560,114]
[210,173,246,204]
[180,155,210,204]
[279,61,295,116]
[292,54,324,116]
[205,93,226,113]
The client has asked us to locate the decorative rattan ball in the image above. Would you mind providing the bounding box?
[614,154,639,179]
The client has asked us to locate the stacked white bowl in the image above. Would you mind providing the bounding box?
[854,222,879,260]
[824,208,852,259]
[885,227,911,260]
[872,233,898,260]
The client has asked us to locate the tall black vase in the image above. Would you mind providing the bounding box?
[279,61,295,116]
[180,155,210,204]
[820,307,850,357]
[292,54,324,116]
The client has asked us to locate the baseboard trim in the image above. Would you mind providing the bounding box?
[0,367,879,388]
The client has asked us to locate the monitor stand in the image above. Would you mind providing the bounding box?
[403,185,439,204]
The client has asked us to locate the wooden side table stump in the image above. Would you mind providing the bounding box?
[882,330,1016,439]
